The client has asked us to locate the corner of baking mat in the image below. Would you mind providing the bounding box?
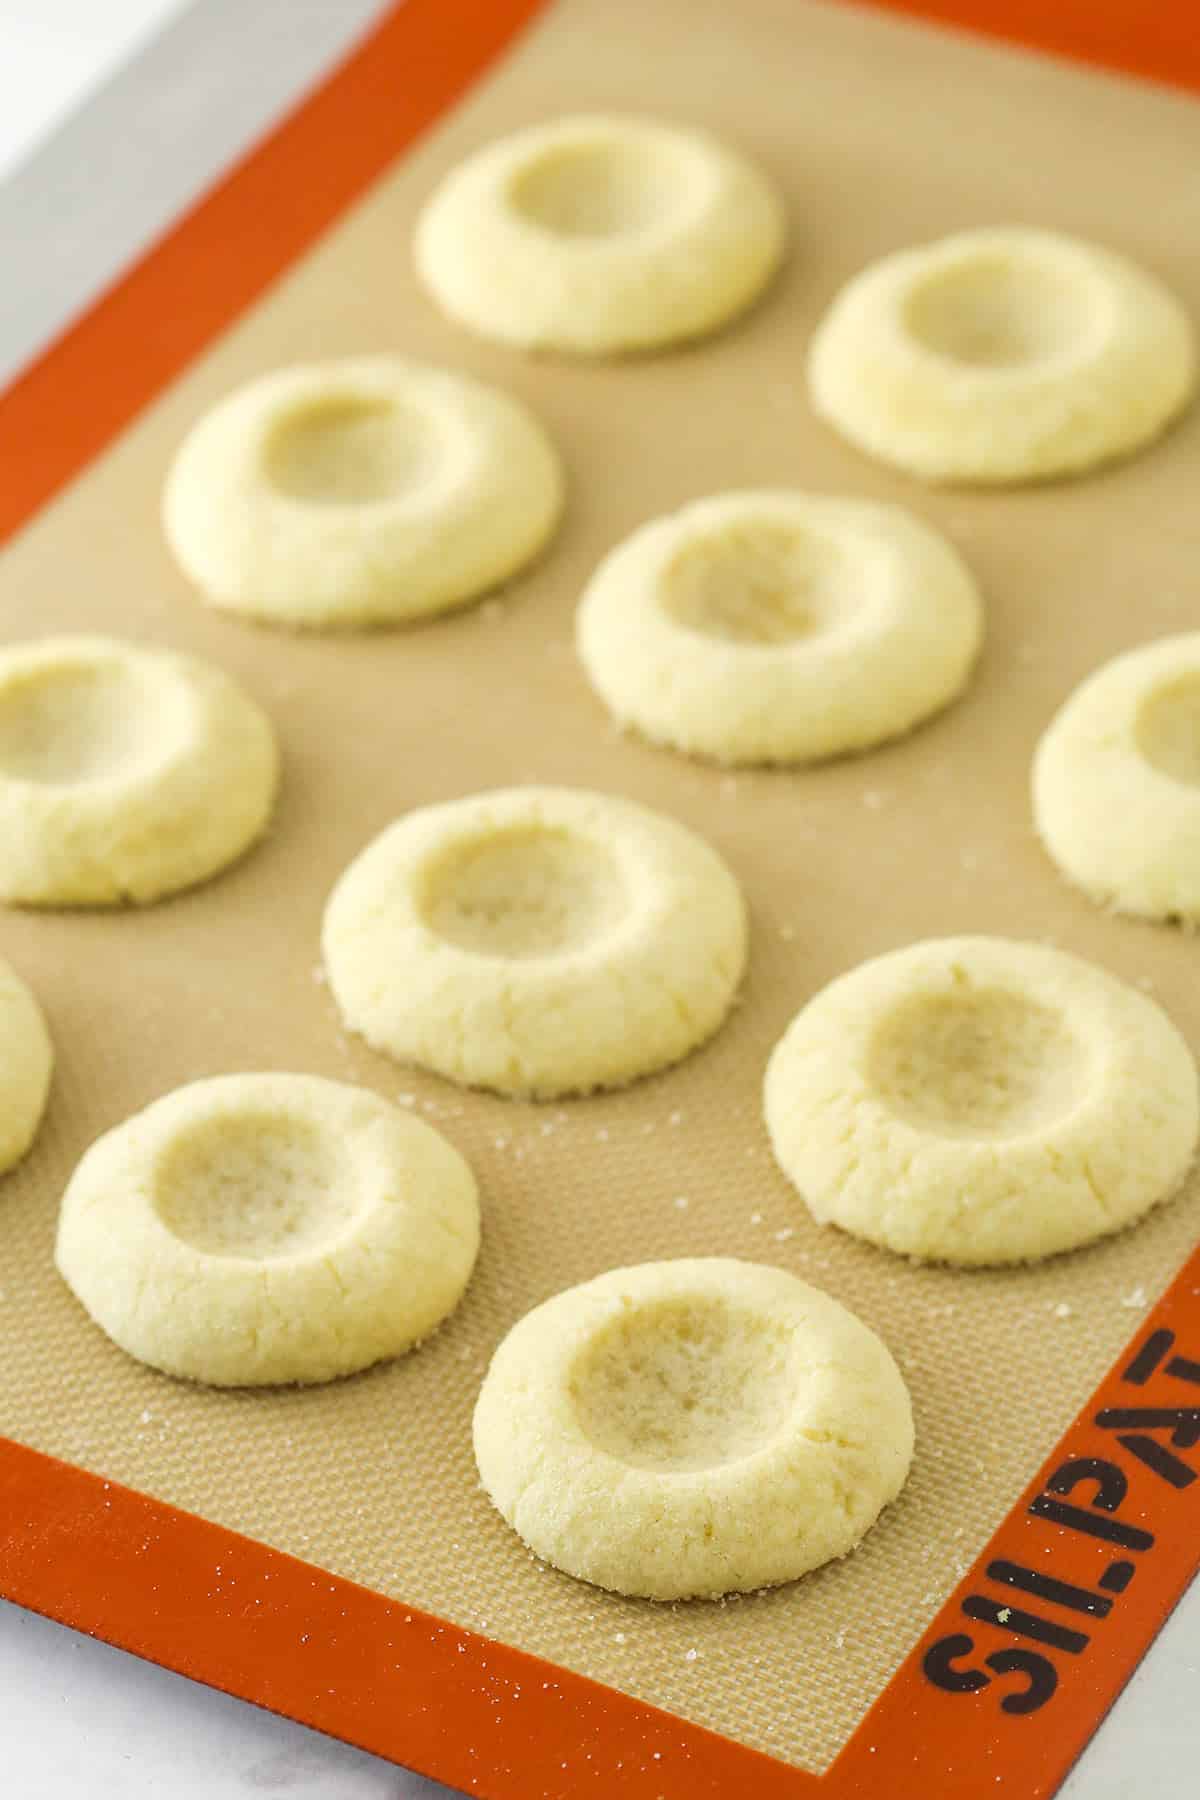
[827,1241,1200,1799]
[0,0,553,547]
[5,1249,1200,1798]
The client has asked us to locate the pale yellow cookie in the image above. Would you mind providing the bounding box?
[322,787,747,1098]
[415,114,785,354]
[55,1073,480,1387]
[1034,635,1200,922]
[0,958,53,1173]
[0,636,277,906]
[765,936,1198,1265]
[577,491,983,763]
[474,1257,913,1600]
[809,228,1195,483]
[163,358,563,628]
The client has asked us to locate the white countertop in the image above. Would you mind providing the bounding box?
[1,3,1196,1793]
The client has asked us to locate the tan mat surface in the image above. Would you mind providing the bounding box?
[2,0,1200,1771]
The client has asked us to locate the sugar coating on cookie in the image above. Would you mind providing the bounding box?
[322,787,747,1098]
[55,1073,480,1386]
[473,1257,913,1600]
[163,357,564,628]
[0,636,278,906]
[809,228,1195,484]
[415,114,785,354]
[765,937,1198,1265]
[577,491,983,764]
[1034,634,1200,922]
[0,959,53,1173]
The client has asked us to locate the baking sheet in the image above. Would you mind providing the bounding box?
[2,0,1200,1772]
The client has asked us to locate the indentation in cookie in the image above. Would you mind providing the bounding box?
[0,658,178,787]
[266,396,439,505]
[421,826,629,959]
[902,251,1098,369]
[569,1295,798,1472]
[1134,674,1200,788]
[155,1112,358,1258]
[508,137,691,239]
[661,519,857,645]
[868,985,1088,1140]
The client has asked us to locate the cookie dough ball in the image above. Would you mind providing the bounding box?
[0,960,52,1172]
[323,787,746,1098]
[55,1073,480,1386]
[474,1257,913,1600]
[0,636,278,906]
[765,937,1198,1265]
[1034,635,1200,922]
[577,491,983,764]
[415,114,785,354]
[809,228,1195,484]
[163,357,564,628]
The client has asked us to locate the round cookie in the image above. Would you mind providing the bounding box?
[322,786,747,1098]
[163,357,564,628]
[474,1257,913,1600]
[1034,634,1200,922]
[0,959,53,1172]
[808,228,1195,484]
[765,936,1198,1265]
[414,114,785,354]
[0,636,278,906]
[55,1073,480,1386]
[576,490,983,764]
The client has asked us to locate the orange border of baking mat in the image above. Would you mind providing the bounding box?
[3,2,1200,1795]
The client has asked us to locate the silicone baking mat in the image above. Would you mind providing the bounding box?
[2,2,1200,1795]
